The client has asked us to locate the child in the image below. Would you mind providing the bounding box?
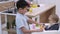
[16,0,43,34]
[45,14,59,30]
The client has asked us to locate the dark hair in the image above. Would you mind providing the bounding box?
[16,0,30,10]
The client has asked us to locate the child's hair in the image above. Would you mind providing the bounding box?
[16,0,30,10]
[49,14,59,22]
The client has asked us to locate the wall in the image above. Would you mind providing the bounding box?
[38,0,60,18]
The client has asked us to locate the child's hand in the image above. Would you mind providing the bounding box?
[32,29,43,32]
[36,29,43,32]
[40,29,43,32]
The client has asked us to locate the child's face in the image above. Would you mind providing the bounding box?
[48,17,56,23]
[19,6,29,14]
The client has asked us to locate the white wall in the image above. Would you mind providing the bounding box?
[38,0,60,18]
[56,0,60,18]
[39,0,56,4]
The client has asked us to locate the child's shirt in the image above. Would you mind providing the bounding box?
[16,12,29,34]
[45,23,59,30]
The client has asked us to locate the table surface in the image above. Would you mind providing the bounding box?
[32,30,60,34]
[29,24,60,34]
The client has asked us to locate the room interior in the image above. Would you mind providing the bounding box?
[0,0,60,34]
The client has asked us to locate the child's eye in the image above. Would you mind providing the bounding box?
[27,9,29,11]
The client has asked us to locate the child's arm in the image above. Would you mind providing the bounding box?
[20,27,43,33]
[27,18,39,24]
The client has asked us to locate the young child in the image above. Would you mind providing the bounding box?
[45,14,59,30]
[16,0,43,34]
